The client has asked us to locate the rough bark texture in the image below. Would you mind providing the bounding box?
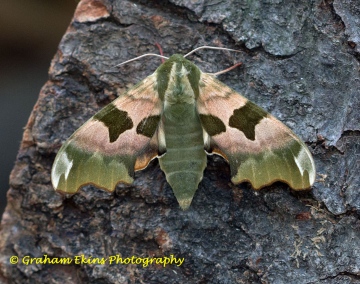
[1,0,359,283]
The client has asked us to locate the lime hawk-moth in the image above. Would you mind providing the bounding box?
[51,47,316,210]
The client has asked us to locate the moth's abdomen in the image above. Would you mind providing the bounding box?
[159,104,207,210]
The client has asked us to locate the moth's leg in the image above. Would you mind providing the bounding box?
[209,62,243,76]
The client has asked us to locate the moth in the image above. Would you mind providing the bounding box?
[51,46,316,210]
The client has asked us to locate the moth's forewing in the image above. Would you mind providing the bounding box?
[197,73,316,190]
[51,74,162,193]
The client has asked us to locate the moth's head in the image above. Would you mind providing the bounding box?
[165,54,189,63]
[157,54,200,74]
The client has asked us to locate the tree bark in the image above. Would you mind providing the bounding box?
[1,0,359,283]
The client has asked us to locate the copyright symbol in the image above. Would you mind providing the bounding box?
[10,256,18,264]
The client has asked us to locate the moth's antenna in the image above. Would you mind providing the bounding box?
[116,54,169,67]
[184,46,241,58]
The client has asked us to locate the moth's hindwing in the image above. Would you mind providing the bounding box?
[197,73,316,190]
[51,73,162,193]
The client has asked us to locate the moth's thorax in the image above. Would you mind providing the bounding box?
[165,64,196,105]
[156,54,201,106]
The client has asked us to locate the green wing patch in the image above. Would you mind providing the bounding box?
[199,114,226,136]
[94,104,133,143]
[136,115,161,138]
[229,101,268,141]
[52,142,134,193]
